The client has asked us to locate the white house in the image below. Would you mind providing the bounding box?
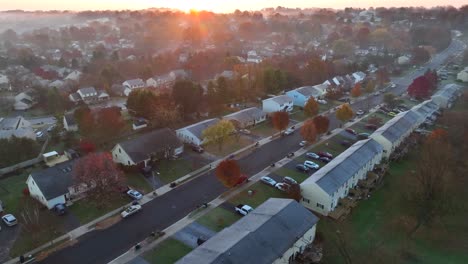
[0,74,10,90]
[112,128,183,167]
[176,118,220,146]
[247,50,262,64]
[64,70,82,82]
[286,86,325,107]
[397,55,411,65]
[352,71,366,83]
[262,95,293,113]
[123,79,146,96]
[369,111,421,159]
[0,116,36,140]
[300,139,383,215]
[26,160,86,209]
[63,113,78,132]
[177,198,319,264]
[456,67,468,82]
[14,91,36,111]
[223,107,266,128]
[431,83,461,109]
[69,87,99,104]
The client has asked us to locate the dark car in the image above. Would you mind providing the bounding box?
[357,133,370,140]
[345,128,357,135]
[319,157,331,163]
[365,124,378,131]
[340,140,352,147]
[318,151,333,159]
[54,203,67,215]
[295,164,310,173]
[191,145,204,153]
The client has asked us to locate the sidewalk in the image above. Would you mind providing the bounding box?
[108,105,382,264]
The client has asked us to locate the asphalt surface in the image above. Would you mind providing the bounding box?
[39,39,465,264]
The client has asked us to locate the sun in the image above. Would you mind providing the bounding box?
[169,1,215,12]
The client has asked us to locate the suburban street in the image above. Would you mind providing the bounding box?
[39,38,465,264]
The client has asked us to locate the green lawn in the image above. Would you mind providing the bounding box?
[69,195,128,225]
[154,159,194,184]
[197,207,241,232]
[125,172,153,194]
[204,135,253,157]
[0,170,30,215]
[45,141,66,153]
[250,122,277,137]
[274,167,310,184]
[229,182,288,208]
[143,238,193,264]
[290,108,307,122]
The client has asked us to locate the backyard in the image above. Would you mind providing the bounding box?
[154,158,195,184]
[204,135,254,157]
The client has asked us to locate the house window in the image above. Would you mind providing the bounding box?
[316,203,324,209]
[303,198,310,203]
[119,148,121,153]
[127,161,130,165]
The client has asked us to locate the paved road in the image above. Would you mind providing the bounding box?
[39,39,465,264]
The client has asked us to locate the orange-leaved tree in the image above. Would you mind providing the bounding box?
[428,128,448,141]
[300,119,317,143]
[336,103,354,123]
[271,111,290,134]
[304,97,319,117]
[351,83,362,97]
[215,159,242,188]
[313,115,330,134]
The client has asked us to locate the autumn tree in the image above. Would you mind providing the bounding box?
[383,93,398,108]
[127,89,157,118]
[74,105,95,137]
[304,97,319,117]
[95,107,125,138]
[332,39,354,58]
[271,111,290,134]
[287,183,302,202]
[202,120,235,151]
[364,80,375,94]
[412,47,430,64]
[376,67,390,86]
[336,103,354,123]
[369,28,391,48]
[408,76,431,99]
[350,83,362,97]
[367,116,383,126]
[215,159,242,188]
[300,119,317,144]
[313,115,330,134]
[428,128,448,142]
[356,27,370,48]
[172,80,203,119]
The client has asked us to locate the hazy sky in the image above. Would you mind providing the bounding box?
[1,0,466,12]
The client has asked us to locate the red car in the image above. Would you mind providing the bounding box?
[345,128,357,135]
[318,151,333,159]
[235,174,248,186]
[365,124,378,131]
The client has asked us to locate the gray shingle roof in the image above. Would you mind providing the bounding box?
[265,95,292,105]
[124,78,145,86]
[176,198,319,264]
[64,113,76,127]
[294,86,323,98]
[224,107,265,124]
[375,111,421,144]
[118,128,182,163]
[77,87,97,95]
[30,160,76,200]
[301,139,383,195]
[181,118,220,140]
[432,83,460,100]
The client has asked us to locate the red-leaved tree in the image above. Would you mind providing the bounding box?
[73,152,126,207]
[271,111,290,134]
[215,159,242,188]
[300,119,317,144]
[407,76,431,99]
[351,83,362,97]
[313,115,330,134]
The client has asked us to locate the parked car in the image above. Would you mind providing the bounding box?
[191,145,204,153]
[306,152,320,160]
[235,204,253,216]
[295,164,310,173]
[319,156,331,163]
[275,182,291,192]
[387,112,397,117]
[345,128,357,135]
[47,125,56,132]
[390,83,396,88]
[283,128,294,135]
[318,152,333,159]
[260,176,277,187]
[283,176,297,185]
[127,189,143,200]
[317,99,328,105]
[340,140,352,147]
[234,174,248,187]
[2,214,17,226]
[121,205,142,218]
[304,160,320,170]
[380,106,390,112]
[357,133,370,140]
[365,124,378,131]
[299,141,307,147]
[239,129,251,135]
[35,131,44,138]
[54,203,67,215]
[392,108,402,114]
[356,109,364,116]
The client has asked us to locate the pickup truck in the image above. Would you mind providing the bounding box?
[235,204,253,216]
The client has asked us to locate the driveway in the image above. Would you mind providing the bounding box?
[172,222,217,248]
[0,224,20,263]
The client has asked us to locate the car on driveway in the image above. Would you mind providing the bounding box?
[319,156,331,163]
[295,164,310,173]
[357,133,370,140]
[299,140,307,147]
[275,182,291,192]
[235,204,253,216]
[127,189,143,200]
[191,145,204,153]
[121,205,142,218]
[260,176,277,187]
[283,128,294,136]
[356,109,364,116]
[2,214,17,226]
[35,131,44,138]
[318,151,333,159]
[306,152,320,160]
[387,112,397,117]
[283,176,297,185]
[54,203,67,215]
[304,160,320,170]
[345,128,357,135]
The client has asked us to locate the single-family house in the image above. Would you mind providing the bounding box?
[431,83,461,109]
[0,74,9,90]
[300,139,383,215]
[63,113,78,132]
[223,107,266,128]
[112,128,183,167]
[262,95,293,113]
[132,118,148,130]
[369,110,421,158]
[456,67,468,82]
[286,86,325,107]
[146,70,190,91]
[176,198,319,264]
[247,50,262,64]
[0,116,36,140]
[26,160,87,209]
[397,55,410,65]
[123,79,146,96]
[352,71,366,83]
[176,118,220,146]
[69,87,99,104]
[14,91,36,111]
[111,84,126,96]
[64,70,82,82]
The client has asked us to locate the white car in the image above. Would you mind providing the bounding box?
[275,182,291,192]
[35,131,44,137]
[318,99,328,105]
[260,176,277,187]
[356,110,364,115]
[283,176,298,185]
[299,141,307,147]
[121,205,142,218]
[304,160,320,170]
[127,189,143,200]
[235,204,254,216]
[2,214,17,226]
[283,128,294,135]
[306,152,320,160]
